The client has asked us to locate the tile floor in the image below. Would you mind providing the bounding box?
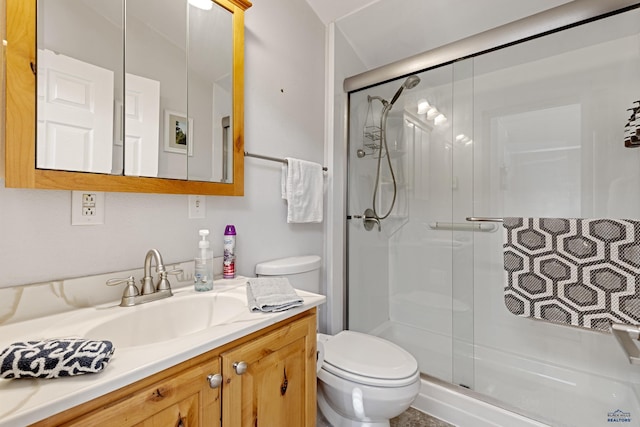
[317,407,453,427]
[390,407,454,427]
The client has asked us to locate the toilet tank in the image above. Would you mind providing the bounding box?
[255,255,322,294]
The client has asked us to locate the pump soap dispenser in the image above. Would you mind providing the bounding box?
[194,229,214,292]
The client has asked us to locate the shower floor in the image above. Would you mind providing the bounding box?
[374,320,640,427]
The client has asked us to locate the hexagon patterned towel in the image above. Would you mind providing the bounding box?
[503,217,640,331]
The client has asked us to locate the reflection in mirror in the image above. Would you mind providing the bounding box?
[126,0,188,179]
[188,1,234,182]
[221,116,231,182]
[36,0,123,175]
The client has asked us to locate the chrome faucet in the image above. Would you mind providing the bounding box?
[141,249,168,295]
[107,249,183,307]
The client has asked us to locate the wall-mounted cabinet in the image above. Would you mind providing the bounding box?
[5,0,250,195]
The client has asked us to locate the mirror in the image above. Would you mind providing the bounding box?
[188,1,233,182]
[5,0,250,195]
[36,0,124,176]
[125,0,191,180]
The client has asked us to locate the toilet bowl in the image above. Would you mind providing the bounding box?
[316,331,420,427]
[254,256,420,426]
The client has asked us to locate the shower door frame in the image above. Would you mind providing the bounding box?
[343,0,640,94]
[342,0,640,424]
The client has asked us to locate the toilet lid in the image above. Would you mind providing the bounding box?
[322,331,418,386]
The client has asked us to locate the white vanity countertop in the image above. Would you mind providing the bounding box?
[0,279,325,426]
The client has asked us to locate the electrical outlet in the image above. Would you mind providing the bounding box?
[72,191,105,225]
[83,193,96,205]
[188,195,206,219]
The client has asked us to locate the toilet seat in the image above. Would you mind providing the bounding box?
[321,331,419,388]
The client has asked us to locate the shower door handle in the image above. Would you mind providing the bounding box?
[611,323,640,365]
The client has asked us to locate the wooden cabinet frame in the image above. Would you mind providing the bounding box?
[5,0,251,196]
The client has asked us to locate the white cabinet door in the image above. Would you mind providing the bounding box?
[37,49,114,174]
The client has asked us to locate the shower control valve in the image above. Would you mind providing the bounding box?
[348,209,381,232]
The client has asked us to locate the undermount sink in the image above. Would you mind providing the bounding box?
[83,293,247,348]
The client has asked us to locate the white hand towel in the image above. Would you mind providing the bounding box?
[281,164,288,199]
[284,157,323,223]
[246,277,303,313]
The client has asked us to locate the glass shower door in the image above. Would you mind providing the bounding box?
[469,8,640,425]
[347,60,476,387]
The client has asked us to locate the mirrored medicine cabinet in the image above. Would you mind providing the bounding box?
[5,0,251,195]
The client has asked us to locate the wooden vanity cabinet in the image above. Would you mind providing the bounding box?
[222,308,317,427]
[31,353,223,427]
[31,309,317,427]
[57,358,222,427]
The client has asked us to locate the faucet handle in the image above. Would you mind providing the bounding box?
[107,276,140,306]
[156,268,183,292]
[167,268,184,277]
[106,276,139,296]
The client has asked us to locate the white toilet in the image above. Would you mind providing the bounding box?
[255,256,421,427]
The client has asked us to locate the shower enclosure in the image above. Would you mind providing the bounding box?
[346,5,640,426]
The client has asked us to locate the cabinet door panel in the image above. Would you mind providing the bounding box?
[133,394,198,427]
[221,314,316,427]
[62,359,221,427]
[254,339,305,426]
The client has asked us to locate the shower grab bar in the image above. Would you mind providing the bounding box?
[466,217,504,223]
[611,323,640,365]
[244,151,328,171]
[428,222,498,232]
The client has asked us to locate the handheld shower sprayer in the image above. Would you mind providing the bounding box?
[388,75,421,107]
[368,75,421,227]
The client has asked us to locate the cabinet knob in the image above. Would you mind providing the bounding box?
[207,373,223,389]
[233,361,247,375]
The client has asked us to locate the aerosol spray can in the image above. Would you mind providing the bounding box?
[223,225,236,279]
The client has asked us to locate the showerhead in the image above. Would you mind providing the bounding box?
[403,75,421,90]
[389,75,421,107]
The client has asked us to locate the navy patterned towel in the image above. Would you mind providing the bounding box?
[503,217,640,332]
[0,338,115,379]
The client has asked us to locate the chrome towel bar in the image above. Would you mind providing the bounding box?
[428,222,497,232]
[611,323,640,365]
[466,217,504,223]
[244,151,328,171]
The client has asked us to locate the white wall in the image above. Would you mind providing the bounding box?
[0,0,326,301]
